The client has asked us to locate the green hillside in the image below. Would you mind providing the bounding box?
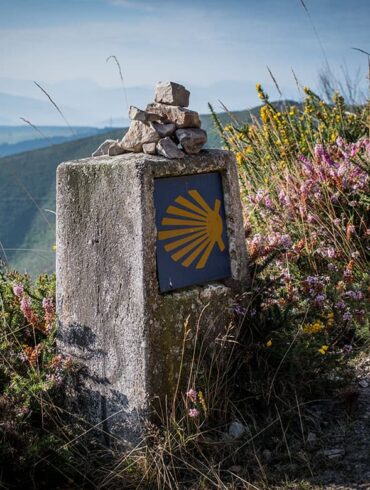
[0,128,124,275]
[0,125,106,145]
[0,126,111,157]
[0,101,297,276]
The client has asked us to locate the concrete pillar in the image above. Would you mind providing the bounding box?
[56,149,248,444]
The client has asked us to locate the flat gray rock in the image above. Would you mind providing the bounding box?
[228,421,248,439]
[146,102,201,129]
[142,142,157,155]
[108,141,126,156]
[176,128,207,154]
[156,137,185,159]
[128,105,163,123]
[92,139,117,157]
[121,120,160,152]
[155,81,190,107]
[152,122,176,138]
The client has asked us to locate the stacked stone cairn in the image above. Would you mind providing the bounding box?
[92,81,207,159]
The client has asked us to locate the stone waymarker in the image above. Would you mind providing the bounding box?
[57,83,248,445]
[57,150,248,444]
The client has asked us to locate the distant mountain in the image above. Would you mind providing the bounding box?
[0,77,291,126]
[0,92,81,126]
[0,100,297,276]
[0,126,112,157]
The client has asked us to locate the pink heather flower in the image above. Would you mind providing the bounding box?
[20,296,32,316]
[343,311,353,322]
[234,304,247,316]
[255,189,265,203]
[336,137,344,147]
[326,247,336,258]
[344,290,364,301]
[336,300,346,310]
[42,297,53,310]
[13,283,24,298]
[42,297,55,332]
[346,224,355,237]
[342,344,353,355]
[186,389,197,403]
[20,295,40,327]
[280,234,292,249]
[188,408,200,418]
[343,269,353,279]
[307,214,315,224]
[264,195,274,210]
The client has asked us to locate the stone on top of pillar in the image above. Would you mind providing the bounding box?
[154,81,190,107]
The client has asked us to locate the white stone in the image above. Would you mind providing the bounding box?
[142,142,157,155]
[319,448,345,460]
[176,128,207,154]
[156,137,185,159]
[155,81,190,107]
[307,432,317,444]
[228,421,247,439]
[108,141,126,156]
[146,103,201,129]
[262,449,272,461]
[121,120,160,152]
[128,105,163,123]
[92,139,117,157]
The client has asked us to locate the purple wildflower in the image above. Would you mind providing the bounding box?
[13,284,24,298]
[186,389,197,403]
[188,408,200,418]
[343,311,353,322]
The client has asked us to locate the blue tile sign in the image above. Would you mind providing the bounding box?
[154,172,231,292]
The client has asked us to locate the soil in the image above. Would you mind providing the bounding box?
[290,355,370,489]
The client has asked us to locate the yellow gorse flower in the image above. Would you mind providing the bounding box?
[198,391,207,413]
[326,312,335,327]
[236,152,243,165]
[260,105,270,124]
[266,339,272,347]
[318,345,329,355]
[303,320,324,334]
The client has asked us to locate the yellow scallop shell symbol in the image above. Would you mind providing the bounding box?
[158,189,225,269]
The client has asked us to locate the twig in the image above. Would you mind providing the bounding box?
[33,81,75,135]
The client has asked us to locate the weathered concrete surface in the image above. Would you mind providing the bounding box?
[56,150,248,446]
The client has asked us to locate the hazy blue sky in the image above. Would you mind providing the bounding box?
[0,0,369,123]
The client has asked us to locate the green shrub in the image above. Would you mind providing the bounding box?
[0,266,78,487]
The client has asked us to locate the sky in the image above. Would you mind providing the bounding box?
[0,0,369,125]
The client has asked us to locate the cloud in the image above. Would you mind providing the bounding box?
[1,0,368,103]
[106,0,159,11]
